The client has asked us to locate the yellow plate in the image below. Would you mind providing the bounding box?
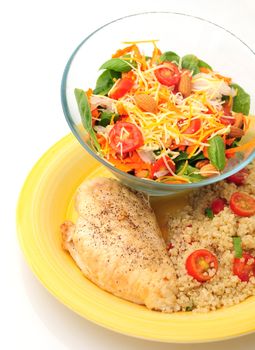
[17,133,255,343]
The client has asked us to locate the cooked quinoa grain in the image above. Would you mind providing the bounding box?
[167,161,255,312]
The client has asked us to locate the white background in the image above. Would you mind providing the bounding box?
[2,0,255,349]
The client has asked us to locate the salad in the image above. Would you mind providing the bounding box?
[74,40,252,184]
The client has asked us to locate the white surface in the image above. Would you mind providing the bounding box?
[2,0,255,349]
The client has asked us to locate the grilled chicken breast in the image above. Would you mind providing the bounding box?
[61,178,177,312]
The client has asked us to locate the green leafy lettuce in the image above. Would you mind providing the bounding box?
[93,70,121,96]
[182,54,212,75]
[160,51,180,64]
[74,88,100,151]
[231,83,250,116]
[100,58,133,72]
[208,135,226,171]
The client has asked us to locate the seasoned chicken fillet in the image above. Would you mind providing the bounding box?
[61,178,177,312]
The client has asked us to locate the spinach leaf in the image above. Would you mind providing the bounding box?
[189,152,206,165]
[174,151,188,162]
[181,54,200,75]
[177,163,204,182]
[185,165,202,176]
[175,160,186,173]
[231,83,250,116]
[93,70,121,96]
[160,51,180,64]
[231,140,239,148]
[205,207,214,219]
[122,54,138,68]
[74,88,100,151]
[208,135,226,171]
[99,111,119,127]
[198,59,212,70]
[100,58,132,72]
[183,174,205,182]
[233,237,243,258]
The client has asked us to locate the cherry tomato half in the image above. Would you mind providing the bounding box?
[183,119,201,134]
[220,116,235,125]
[233,252,255,281]
[230,192,255,217]
[109,122,144,153]
[185,249,218,282]
[211,198,226,215]
[108,78,134,100]
[154,62,181,87]
[151,155,176,178]
[227,168,249,186]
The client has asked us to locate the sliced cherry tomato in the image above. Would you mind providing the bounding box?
[211,198,226,214]
[220,116,235,125]
[154,62,181,87]
[233,252,255,281]
[227,168,249,186]
[151,156,176,178]
[230,192,255,217]
[183,119,201,134]
[185,249,218,282]
[108,78,134,100]
[109,122,144,153]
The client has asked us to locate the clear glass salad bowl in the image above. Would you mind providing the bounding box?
[61,12,255,196]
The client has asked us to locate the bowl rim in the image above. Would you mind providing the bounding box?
[61,11,255,190]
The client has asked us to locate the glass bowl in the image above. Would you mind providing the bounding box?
[61,12,255,196]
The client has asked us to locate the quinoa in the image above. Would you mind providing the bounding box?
[167,161,255,312]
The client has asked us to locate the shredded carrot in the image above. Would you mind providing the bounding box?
[187,145,198,155]
[86,88,93,98]
[215,73,232,85]
[108,151,151,173]
[97,134,106,144]
[91,108,99,118]
[112,45,136,58]
[225,137,236,146]
[199,67,211,73]
[203,147,209,158]
[151,42,162,65]
[225,139,255,155]
[122,71,136,80]
[116,101,128,115]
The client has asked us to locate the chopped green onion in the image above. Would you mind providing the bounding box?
[205,208,214,219]
[185,306,194,311]
[233,237,243,258]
